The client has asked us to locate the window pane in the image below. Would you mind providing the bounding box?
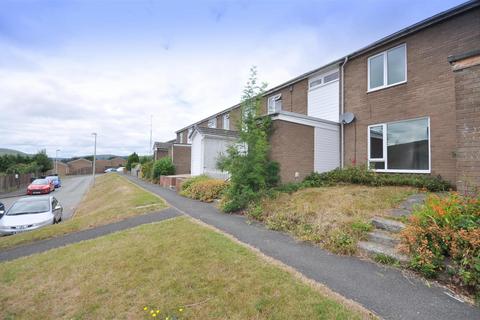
[324,71,339,83]
[370,162,385,170]
[369,125,383,159]
[369,54,384,89]
[387,118,429,170]
[310,79,322,88]
[387,46,406,85]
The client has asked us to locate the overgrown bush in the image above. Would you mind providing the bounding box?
[140,160,154,180]
[152,157,175,179]
[400,193,480,301]
[303,166,452,192]
[180,176,229,202]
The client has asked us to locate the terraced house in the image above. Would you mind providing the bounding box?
[154,0,480,191]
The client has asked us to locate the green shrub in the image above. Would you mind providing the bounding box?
[400,193,480,301]
[303,166,452,192]
[180,176,229,202]
[140,160,154,180]
[152,157,175,179]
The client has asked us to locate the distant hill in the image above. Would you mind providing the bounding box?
[64,154,127,162]
[0,148,29,156]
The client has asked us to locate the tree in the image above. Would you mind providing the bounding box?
[32,150,53,174]
[126,152,140,171]
[218,67,279,212]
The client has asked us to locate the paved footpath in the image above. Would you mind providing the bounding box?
[125,175,480,320]
[0,208,180,262]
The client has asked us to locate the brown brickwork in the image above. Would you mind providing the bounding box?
[453,63,480,193]
[169,145,191,174]
[269,120,314,183]
[343,8,480,183]
[263,79,309,115]
[155,148,169,160]
[67,158,92,175]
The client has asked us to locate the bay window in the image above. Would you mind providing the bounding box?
[368,117,430,173]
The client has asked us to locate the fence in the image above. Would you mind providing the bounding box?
[0,173,34,194]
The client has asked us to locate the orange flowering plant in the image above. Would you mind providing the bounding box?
[400,193,480,301]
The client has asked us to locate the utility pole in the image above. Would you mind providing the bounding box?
[149,115,153,158]
[92,133,97,185]
[55,149,60,174]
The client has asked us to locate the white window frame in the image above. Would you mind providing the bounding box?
[223,114,230,130]
[267,94,282,114]
[187,127,193,143]
[308,69,339,91]
[367,43,407,92]
[367,117,431,173]
[207,117,217,128]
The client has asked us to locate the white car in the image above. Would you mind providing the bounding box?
[0,196,63,235]
[116,167,125,173]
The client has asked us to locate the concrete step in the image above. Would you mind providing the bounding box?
[367,230,400,247]
[358,241,409,265]
[371,217,406,233]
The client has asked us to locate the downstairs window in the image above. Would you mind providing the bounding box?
[368,117,430,173]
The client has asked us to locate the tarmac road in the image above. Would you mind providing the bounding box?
[0,175,93,220]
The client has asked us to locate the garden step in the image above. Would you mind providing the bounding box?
[358,241,409,265]
[371,217,406,233]
[367,230,400,247]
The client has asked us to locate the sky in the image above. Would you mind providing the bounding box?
[0,0,466,158]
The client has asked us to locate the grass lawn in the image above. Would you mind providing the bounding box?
[254,184,415,254]
[0,217,373,319]
[0,174,166,250]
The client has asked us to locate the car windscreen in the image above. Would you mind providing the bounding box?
[32,179,48,185]
[7,200,50,215]
[46,176,58,181]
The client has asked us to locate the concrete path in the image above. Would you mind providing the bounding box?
[125,175,480,320]
[0,208,180,262]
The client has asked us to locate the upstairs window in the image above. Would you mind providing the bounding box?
[368,117,430,173]
[309,70,339,90]
[368,44,406,91]
[223,114,230,130]
[207,118,216,128]
[267,94,282,114]
[187,127,193,143]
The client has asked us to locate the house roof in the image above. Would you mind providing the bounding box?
[67,158,92,165]
[153,141,173,150]
[176,0,480,135]
[191,126,240,139]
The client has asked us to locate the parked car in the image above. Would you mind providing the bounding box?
[0,196,63,235]
[0,202,5,215]
[116,167,125,173]
[46,175,62,188]
[104,168,116,173]
[27,178,55,195]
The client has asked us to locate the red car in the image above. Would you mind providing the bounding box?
[27,178,55,195]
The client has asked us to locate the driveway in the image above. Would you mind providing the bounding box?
[0,175,93,220]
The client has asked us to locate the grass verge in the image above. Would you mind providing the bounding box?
[250,184,415,254]
[0,217,372,319]
[0,174,166,250]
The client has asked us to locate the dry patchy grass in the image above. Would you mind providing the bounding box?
[0,174,166,250]
[0,217,371,320]
[254,184,415,254]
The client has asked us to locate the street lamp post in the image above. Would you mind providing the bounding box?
[55,149,60,174]
[92,133,97,185]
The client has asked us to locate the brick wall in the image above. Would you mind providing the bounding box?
[263,79,309,115]
[269,120,314,183]
[454,63,480,193]
[344,8,480,183]
[170,145,191,174]
[155,149,169,160]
